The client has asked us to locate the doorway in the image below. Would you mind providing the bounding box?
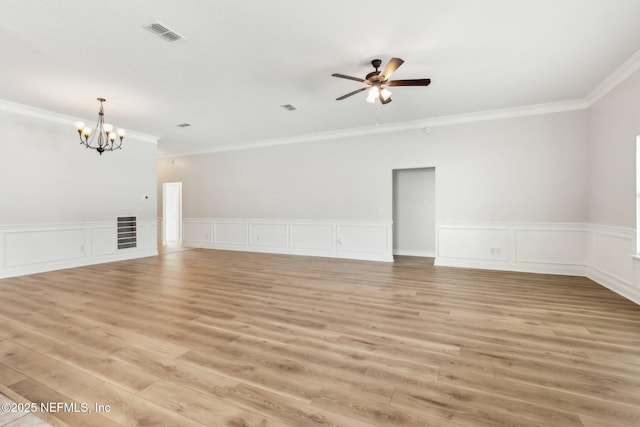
[392,167,436,258]
[162,182,182,244]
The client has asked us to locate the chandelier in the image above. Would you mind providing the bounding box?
[74,98,126,155]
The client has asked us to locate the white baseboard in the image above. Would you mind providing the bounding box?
[393,249,435,257]
[185,242,393,262]
[587,267,640,306]
[435,257,587,276]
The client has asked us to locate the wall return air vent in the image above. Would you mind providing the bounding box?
[117,216,137,249]
[143,22,185,43]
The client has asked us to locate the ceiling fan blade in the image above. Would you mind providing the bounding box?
[379,57,404,81]
[387,78,431,87]
[331,73,366,83]
[336,87,368,100]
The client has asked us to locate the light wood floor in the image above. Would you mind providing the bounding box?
[0,250,639,426]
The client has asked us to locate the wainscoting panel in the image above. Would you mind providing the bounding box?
[0,220,158,279]
[249,223,287,247]
[336,224,390,255]
[515,229,587,265]
[437,226,509,262]
[5,228,85,267]
[289,224,334,251]
[91,227,117,256]
[2,217,638,305]
[182,220,213,244]
[435,223,588,275]
[591,228,633,283]
[182,218,393,262]
[213,221,246,245]
[138,223,158,251]
[587,225,637,304]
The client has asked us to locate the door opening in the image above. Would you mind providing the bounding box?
[162,182,182,244]
[392,167,436,259]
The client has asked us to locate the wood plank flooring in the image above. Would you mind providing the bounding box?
[0,249,639,426]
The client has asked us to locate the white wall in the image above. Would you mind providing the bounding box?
[0,108,157,224]
[393,167,436,256]
[588,69,640,228]
[0,102,159,278]
[159,110,589,224]
[587,67,640,304]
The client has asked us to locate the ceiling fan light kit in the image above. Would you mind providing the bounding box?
[332,57,431,105]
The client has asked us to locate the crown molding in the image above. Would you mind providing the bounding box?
[159,98,588,159]
[0,99,159,144]
[585,47,640,106]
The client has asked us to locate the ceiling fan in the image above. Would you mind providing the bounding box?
[331,58,431,105]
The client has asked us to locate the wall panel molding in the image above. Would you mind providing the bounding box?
[289,223,334,251]
[0,220,158,279]
[4,218,638,305]
[435,222,589,275]
[434,222,639,305]
[514,228,587,266]
[182,218,393,262]
[587,224,638,305]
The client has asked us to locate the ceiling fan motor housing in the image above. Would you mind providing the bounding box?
[367,59,383,82]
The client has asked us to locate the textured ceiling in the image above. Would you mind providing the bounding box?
[1,0,640,156]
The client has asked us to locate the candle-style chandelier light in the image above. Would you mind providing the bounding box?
[74,98,126,155]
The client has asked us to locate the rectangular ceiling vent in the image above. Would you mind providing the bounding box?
[280,104,298,111]
[177,123,191,128]
[144,21,185,43]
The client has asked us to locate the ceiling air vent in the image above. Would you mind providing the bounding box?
[177,123,191,128]
[144,21,185,43]
[280,104,298,111]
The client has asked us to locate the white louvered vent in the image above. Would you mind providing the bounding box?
[117,217,137,249]
[144,22,185,43]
